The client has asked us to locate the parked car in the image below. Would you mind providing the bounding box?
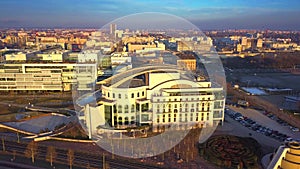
[235,116,244,121]
[285,137,294,143]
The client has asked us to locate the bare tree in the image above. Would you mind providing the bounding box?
[46,146,57,166]
[67,149,75,169]
[24,141,38,163]
[12,150,16,161]
[1,137,5,152]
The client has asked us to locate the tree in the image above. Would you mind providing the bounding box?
[24,141,38,163]
[46,146,57,166]
[67,149,75,169]
[2,137,5,152]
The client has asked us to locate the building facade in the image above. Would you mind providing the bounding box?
[0,63,96,91]
[81,65,225,138]
[267,141,300,169]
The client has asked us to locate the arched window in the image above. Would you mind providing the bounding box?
[124,117,129,125]
[118,117,122,125]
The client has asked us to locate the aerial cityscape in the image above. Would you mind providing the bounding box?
[0,1,299,169]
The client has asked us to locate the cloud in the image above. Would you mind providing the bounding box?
[190,10,300,30]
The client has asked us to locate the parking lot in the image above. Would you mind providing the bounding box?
[215,113,281,155]
[227,106,300,141]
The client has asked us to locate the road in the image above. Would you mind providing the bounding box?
[0,160,43,169]
[0,139,165,169]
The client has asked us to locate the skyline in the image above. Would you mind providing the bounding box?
[0,0,300,30]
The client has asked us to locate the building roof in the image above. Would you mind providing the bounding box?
[176,51,197,60]
[98,64,183,88]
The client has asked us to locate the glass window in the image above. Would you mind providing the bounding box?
[118,105,122,113]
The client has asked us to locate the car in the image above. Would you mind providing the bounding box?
[291,128,299,132]
[277,133,284,137]
[265,132,272,136]
[249,120,256,125]
[270,134,277,138]
[285,137,294,143]
[245,124,251,128]
[234,113,242,118]
[235,116,244,121]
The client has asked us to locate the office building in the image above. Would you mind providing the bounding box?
[0,63,96,92]
[110,24,116,35]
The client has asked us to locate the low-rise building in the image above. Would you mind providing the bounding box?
[37,50,69,62]
[0,63,96,92]
[176,52,197,71]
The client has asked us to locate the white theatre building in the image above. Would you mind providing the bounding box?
[81,65,225,137]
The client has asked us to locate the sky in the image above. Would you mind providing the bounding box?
[0,0,300,30]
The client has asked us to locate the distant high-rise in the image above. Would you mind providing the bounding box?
[110,23,116,35]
